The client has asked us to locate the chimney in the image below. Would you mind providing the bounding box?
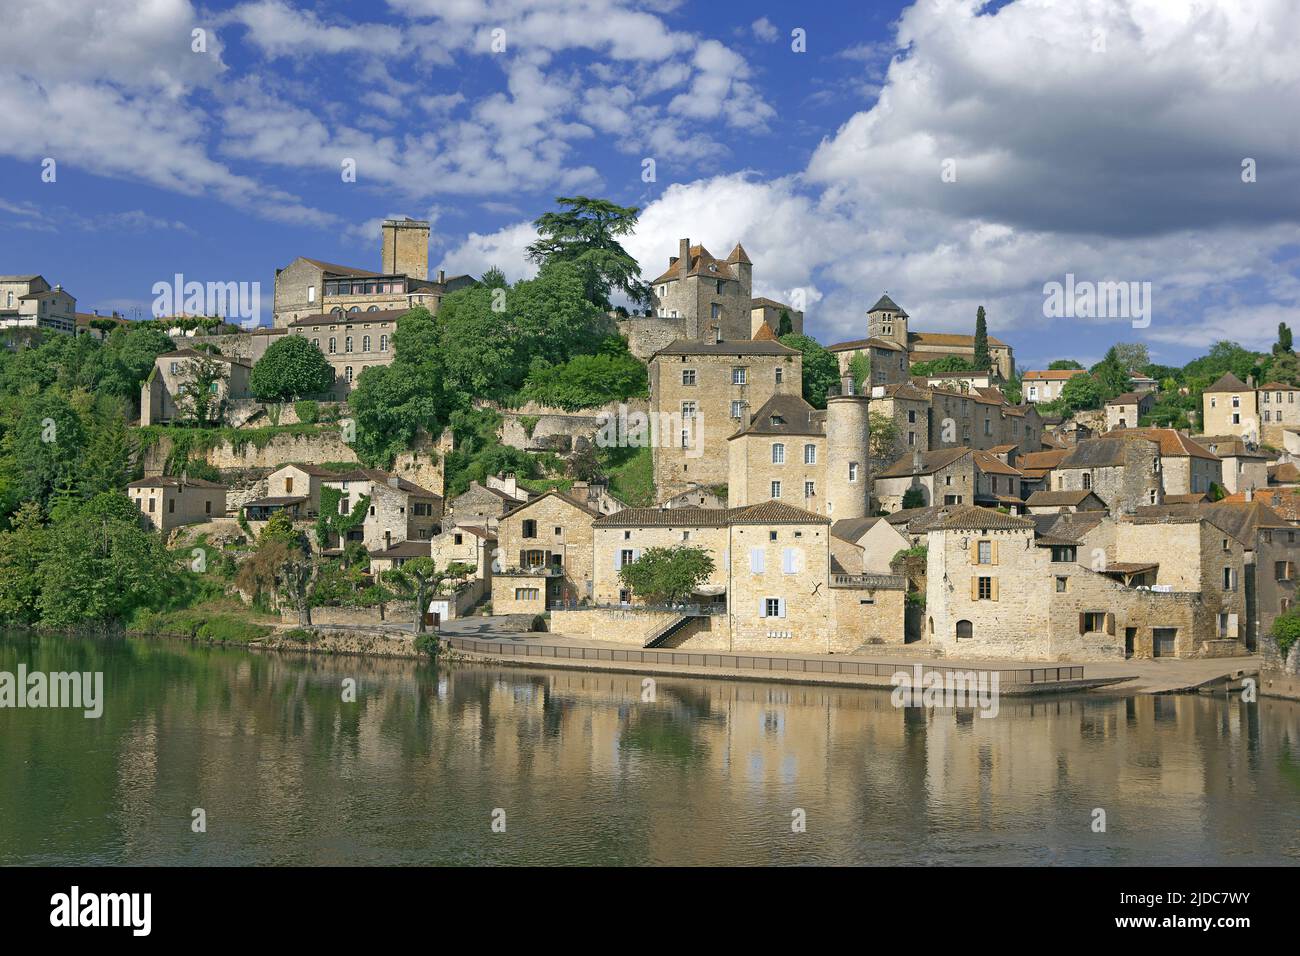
[437,269,446,284]
[1245,486,1254,502]
[1247,374,1255,388]
[912,449,924,475]
[713,324,722,344]
[388,475,401,489]
[679,238,690,280]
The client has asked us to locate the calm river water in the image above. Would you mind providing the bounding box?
[1,632,1297,865]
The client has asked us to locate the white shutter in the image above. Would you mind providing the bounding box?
[750,548,765,573]
[723,549,730,570]
[783,547,795,574]
[633,549,641,562]
[758,599,768,618]
[1228,613,1239,638]
[614,551,622,570]
[778,598,787,619]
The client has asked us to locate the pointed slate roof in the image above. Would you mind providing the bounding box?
[868,293,907,316]
[727,243,752,265]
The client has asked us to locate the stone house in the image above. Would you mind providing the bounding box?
[1024,489,1108,514]
[586,500,904,653]
[447,479,530,529]
[661,484,728,509]
[924,506,1249,660]
[972,450,1024,510]
[645,239,754,345]
[430,524,496,578]
[1053,436,1163,513]
[873,447,976,512]
[139,349,253,425]
[128,476,227,532]
[1023,368,1087,404]
[1201,372,1260,440]
[830,516,911,575]
[491,490,601,614]
[750,296,804,339]
[1190,436,1272,494]
[287,310,402,397]
[0,275,76,335]
[1105,391,1155,430]
[1018,448,1069,495]
[1123,428,1222,495]
[319,469,443,551]
[648,337,803,498]
[262,463,343,516]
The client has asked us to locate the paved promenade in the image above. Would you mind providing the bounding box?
[438,618,1258,695]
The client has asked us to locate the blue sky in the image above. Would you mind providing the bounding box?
[3,0,1299,373]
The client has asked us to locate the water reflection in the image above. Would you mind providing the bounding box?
[1,632,1297,865]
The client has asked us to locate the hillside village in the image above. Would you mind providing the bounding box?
[6,201,1300,670]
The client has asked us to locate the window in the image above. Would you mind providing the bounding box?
[1051,545,1077,563]
[1276,560,1293,581]
[732,367,747,385]
[380,335,388,352]
[763,597,783,618]
[1082,611,1106,633]
[363,335,371,352]
[804,481,815,498]
[514,588,539,601]
[1224,567,1236,590]
[168,499,175,514]
[345,336,353,353]
[344,366,353,383]
[804,444,816,464]
[775,367,784,384]
[908,409,916,423]
[1081,472,1092,490]
[772,443,785,464]
[731,400,745,419]
[453,534,463,545]
[976,540,992,564]
[170,361,180,375]
[682,369,696,386]
[771,480,782,499]
[285,477,294,493]
[848,462,859,482]
[975,576,992,600]
[956,620,973,639]
[312,338,320,349]
[148,498,156,513]
[681,401,697,418]
[1055,576,1068,592]
[522,519,537,539]
[620,549,634,567]
[205,501,212,514]
[711,303,721,319]
[328,337,337,354]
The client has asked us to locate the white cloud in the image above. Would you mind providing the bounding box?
[223,1,404,58]
[751,17,779,43]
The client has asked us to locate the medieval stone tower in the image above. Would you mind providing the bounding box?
[381,218,430,280]
[866,293,909,348]
[824,373,872,520]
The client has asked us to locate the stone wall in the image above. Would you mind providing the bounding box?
[618,315,684,362]
[497,399,650,454]
[300,605,416,627]
[141,429,360,475]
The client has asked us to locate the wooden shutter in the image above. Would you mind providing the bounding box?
[971,577,980,600]
[1228,613,1239,638]
[990,540,999,565]
[750,548,765,573]
[990,578,999,601]
[1105,612,1115,636]
[1078,612,1086,635]
[969,540,979,565]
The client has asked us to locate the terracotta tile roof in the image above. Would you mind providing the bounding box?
[751,322,778,341]
[909,331,1008,347]
[1121,428,1220,461]
[500,488,601,521]
[595,506,733,528]
[1018,449,1070,474]
[1024,369,1088,381]
[454,525,497,541]
[751,296,795,311]
[369,540,432,559]
[876,447,973,479]
[727,243,752,265]
[1189,436,1273,459]
[301,258,379,277]
[827,336,905,353]
[1106,392,1147,405]
[972,451,1022,476]
[1225,488,1300,522]
[728,500,830,525]
[322,469,442,499]
[158,348,252,369]
[1203,372,1252,393]
[128,476,226,490]
[1269,462,1300,484]
[1256,381,1300,391]
[1163,492,1209,504]
[650,244,737,285]
[988,444,1019,455]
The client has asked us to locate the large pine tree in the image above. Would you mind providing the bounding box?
[973,306,990,369]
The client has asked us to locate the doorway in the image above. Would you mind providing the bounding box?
[1153,628,1177,658]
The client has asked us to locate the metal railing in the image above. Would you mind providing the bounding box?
[830,573,908,589]
[548,601,727,616]
[443,635,1083,685]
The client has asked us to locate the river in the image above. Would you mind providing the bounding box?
[2,631,1297,865]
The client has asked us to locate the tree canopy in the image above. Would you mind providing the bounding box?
[526,197,649,309]
[249,334,334,402]
[618,546,715,605]
[779,334,840,408]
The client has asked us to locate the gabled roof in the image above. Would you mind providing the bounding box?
[830,516,884,543]
[751,322,778,342]
[729,393,824,439]
[651,339,799,358]
[1025,489,1104,508]
[300,258,379,277]
[728,500,830,525]
[1204,372,1252,393]
[322,468,442,499]
[1224,488,1300,522]
[595,506,733,528]
[500,488,602,522]
[1189,436,1272,460]
[158,348,251,368]
[933,505,1034,531]
[972,451,1021,476]
[826,336,906,353]
[727,243,752,265]
[128,476,226,490]
[1018,449,1070,475]
[368,540,432,559]
[876,447,973,479]
[1106,392,1149,405]
[1024,368,1087,381]
[909,331,1008,348]
[1059,437,1150,469]
[651,244,737,285]
[751,296,796,311]
[1121,428,1220,461]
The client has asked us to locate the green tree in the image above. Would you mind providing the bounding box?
[1048,359,1084,370]
[779,334,839,408]
[618,546,715,605]
[1268,322,1300,386]
[911,355,977,376]
[79,397,136,497]
[848,353,872,392]
[901,487,927,509]
[1090,347,1132,400]
[522,350,648,410]
[1,392,86,513]
[777,310,794,336]
[868,410,900,460]
[384,556,446,634]
[249,334,334,402]
[1272,609,1300,657]
[1112,342,1150,373]
[174,355,228,425]
[1058,372,1104,412]
[526,197,650,308]
[973,306,990,369]
[0,503,49,625]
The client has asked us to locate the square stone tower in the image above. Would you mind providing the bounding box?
[381,218,430,280]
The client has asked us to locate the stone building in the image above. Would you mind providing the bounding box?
[1190,436,1272,495]
[866,383,933,461]
[828,294,1015,381]
[272,218,475,327]
[128,476,227,532]
[830,516,911,575]
[447,478,531,530]
[924,505,1250,660]
[750,296,803,339]
[1053,435,1163,513]
[873,447,976,512]
[1122,429,1222,496]
[1105,391,1155,430]
[319,469,443,551]
[648,337,802,499]
[972,450,1024,510]
[637,238,754,351]
[1024,490,1107,515]
[0,275,76,335]
[586,500,905,653]
[1022,368,1087,404]
[139,349,253,425]
[262,463,342,516]
[287,308,402,397]
[1200,372,1261,440]
[726,381,872,519]
[491,490,601,614]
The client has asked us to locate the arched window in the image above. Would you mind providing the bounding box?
[771,442,785,464]
[311,338,320,350]
[956,620,973,640]
[367,305,379,312]
[330,306,343,315]
[1082,472,1092,489]
[928,616,934,635]
[348,305,360,313]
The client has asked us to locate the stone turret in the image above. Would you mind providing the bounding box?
[825,376,872,520]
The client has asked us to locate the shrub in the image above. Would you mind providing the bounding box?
[1273,610,1300,657]
[295,400,319,424]
[414,633,441,658]
[530,614,547,632]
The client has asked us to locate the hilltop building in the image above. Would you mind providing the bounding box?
[0,275,76,335]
